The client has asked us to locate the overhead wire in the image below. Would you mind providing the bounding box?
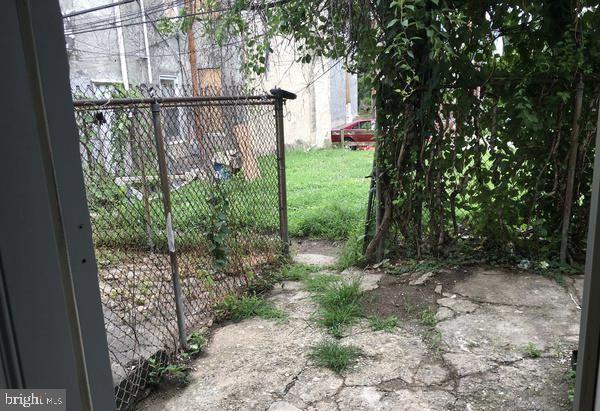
[64,0,187,34]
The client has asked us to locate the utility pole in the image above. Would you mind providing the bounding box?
[113,0,129,89]
[139,0,153,83]
[185,0,199,96]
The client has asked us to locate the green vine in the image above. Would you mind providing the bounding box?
[216,0,600,264]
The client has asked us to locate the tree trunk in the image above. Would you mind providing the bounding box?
[560,76,584,263]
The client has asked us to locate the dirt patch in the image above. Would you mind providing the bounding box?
[362,267,470,326]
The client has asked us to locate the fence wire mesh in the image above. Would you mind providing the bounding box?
[73,84,285,409]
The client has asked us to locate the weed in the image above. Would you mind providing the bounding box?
[524,342,541,358]
[246,271,281,295]
[147,357,190,387]
[369,315,399,332]
[95,247,127,268]
[187,332,206,357]
[314,279,364,337]
[337,222,366,270]
[420,307,438,327]
[308,340,362,374]
[389,260,443,276]
[317,305,363,338]
[403,296,415,315]
[424,330,444,354]
[303,273,340,293]
[216,295,287,322]
[280,263,320,281]
[567,369,576,402]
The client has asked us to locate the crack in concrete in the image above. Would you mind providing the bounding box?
[447,290,544,309]
[281,363,307,396]
[139,260,578,410]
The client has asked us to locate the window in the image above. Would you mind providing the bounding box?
[159,76,180,141]
[359,121,373,130]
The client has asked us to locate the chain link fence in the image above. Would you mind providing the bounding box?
[72,84,291,409]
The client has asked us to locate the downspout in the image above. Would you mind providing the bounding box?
[139,0,152,83]
[113,0,129,89]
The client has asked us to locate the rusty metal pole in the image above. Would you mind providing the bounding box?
[274,96,290,255]
[151,100,187,350]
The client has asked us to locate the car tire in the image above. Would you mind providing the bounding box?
[344,138,357,151]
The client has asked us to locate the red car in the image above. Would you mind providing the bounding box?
[331,119,375,146]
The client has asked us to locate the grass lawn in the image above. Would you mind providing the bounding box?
[88,148,372,249]
[286,148,374,240]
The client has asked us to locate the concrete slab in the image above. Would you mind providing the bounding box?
[452,269,568,308]
[139,265,578,411]
[294,253,337,266]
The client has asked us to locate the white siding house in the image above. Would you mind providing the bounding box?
[60,0,358,148]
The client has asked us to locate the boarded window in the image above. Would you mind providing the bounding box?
[198,68,224,133]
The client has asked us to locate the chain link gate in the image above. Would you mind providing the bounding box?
[72,85,293,409]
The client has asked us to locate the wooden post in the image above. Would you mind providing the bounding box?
[233,123,261,181]
[185,0,199,97]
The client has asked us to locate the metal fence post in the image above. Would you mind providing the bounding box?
[374,151,384,262]
[273,94,290,254]
[150,100,188,350]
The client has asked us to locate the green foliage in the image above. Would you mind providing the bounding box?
[403,296,416,315]
[186,332,206,357]
[88,156,279,250]
[313,279,364,337]
[308,340,362,374]
[302,273,339,293]
[89,149,368,252]
[534,259,582,285]
[337,222,366,271]
[368,315,399,332]
[147,357,190,387]
[567,369,577,403]
[156,17,177,34]
[156,8,195,35]
[388,260,443,276]
[206,189,230,271]
[219,0,600,264]
[524,342,542,359]
[95,247,127,269]
[216,294,287,322]
[420,307,437,327]
[423,329,444,354]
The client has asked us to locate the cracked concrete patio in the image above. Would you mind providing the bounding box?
[139,247,582,411]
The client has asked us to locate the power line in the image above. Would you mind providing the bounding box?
[64,0,289,36]
[64,0,187,34]
[62,0,136,18]
[294,59,342,95]
[65,6,230,36]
